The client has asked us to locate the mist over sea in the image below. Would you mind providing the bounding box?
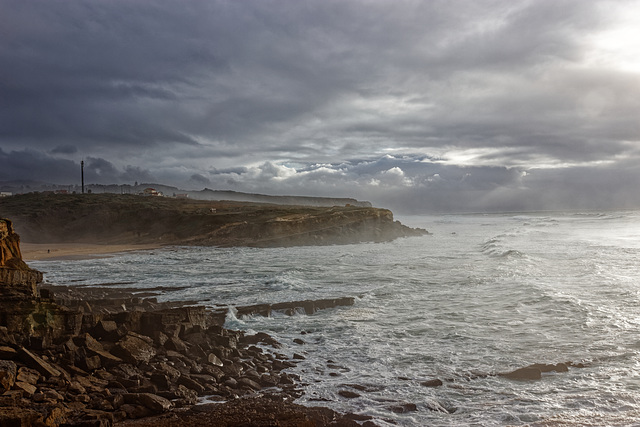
[32,211,640,425]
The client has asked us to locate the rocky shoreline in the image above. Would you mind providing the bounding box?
[1,285,369,426]
[0,218,373,426]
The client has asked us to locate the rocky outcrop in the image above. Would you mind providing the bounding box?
[0,218,81,343]
[0,218,42,298]
[191,207,427,247]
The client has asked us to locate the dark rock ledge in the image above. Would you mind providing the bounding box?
[0,218,369,427]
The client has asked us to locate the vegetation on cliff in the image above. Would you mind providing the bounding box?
[0,193,426,247]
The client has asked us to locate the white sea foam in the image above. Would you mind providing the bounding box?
[31,210,640,425]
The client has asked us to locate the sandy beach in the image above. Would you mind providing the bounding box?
[20,242,163,261]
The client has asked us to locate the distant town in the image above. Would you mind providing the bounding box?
[0,184,187,199]
[0,181,372,208]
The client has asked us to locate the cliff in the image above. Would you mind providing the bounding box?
[0,219,42,298]
[0,218,80,341]
[0,193,426,247]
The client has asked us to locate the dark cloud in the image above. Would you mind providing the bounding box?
[1,0,639,212]
[0,148,78,183]
[189,174,211,186]
[50,145,78,155]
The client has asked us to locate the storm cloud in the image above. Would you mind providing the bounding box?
[1,0,639,212]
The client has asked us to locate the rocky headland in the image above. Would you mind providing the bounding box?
[0,193,427,248]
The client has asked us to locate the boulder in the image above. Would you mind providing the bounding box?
[13,381,37,396]
[124,392,172,413]
[177,376,206,394]
[338,390,360,399]
[113,334,156,364]
[421,378,443,387]
[91,320,119,340]
[16,367,40,385]
[207,353,224,367]
[500,366,542,381]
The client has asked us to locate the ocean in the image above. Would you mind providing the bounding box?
[31,211,640,426]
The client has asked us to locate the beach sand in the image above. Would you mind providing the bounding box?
[20,242,163,261]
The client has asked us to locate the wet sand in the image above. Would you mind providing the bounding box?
[20,242,163,261]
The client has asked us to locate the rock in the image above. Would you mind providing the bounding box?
[91,320,119,340]
[0,346,17,359]
[529,362,569,373]
[500,366,542,381]
[207,353,224,367]
[0,219,41,298]
[153,362,181,381]
[79,354,102,371]
[421,378,443,387]
[113,333,156,364]
[0,360,17,392]
[388,402,418,413]
[152,331,169,347]
[0,390,22,406]
[425,398,451,413]
[150,373,170,390]
[13,380,37,396]
[237,377,261,391]
[67,380,87,395]
[124,392,172,413]
[42,387,65,401]
[18,347,61,378]
[76,334,123,367]
[239,332,281,348]
[0,407,43,426]
[177,376,206,394]
[16,367,40,385]
[338,390,360,399]
[165,336,188,353]
[80,409,116,425]
[121,403,152,419]
[44,405,68,426]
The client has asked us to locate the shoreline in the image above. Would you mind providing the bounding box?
[20,243,164,261]
[0,280,366,426]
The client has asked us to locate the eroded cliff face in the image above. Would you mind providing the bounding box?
[0,218,81,340]
[189,207,427,247]
[0,219,42,298]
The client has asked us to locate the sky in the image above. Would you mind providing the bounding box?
[1,0,640,213]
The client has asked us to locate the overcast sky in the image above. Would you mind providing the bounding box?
[2,0,640,213]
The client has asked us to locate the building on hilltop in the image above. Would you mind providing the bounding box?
[141,187,163,197]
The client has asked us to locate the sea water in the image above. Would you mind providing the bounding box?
[31,211,640,426]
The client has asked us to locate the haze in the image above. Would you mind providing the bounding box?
[1,0,639,213]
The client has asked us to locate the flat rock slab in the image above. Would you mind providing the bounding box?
[18,347,61,378]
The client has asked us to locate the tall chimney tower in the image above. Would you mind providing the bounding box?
[81,160,85,194]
